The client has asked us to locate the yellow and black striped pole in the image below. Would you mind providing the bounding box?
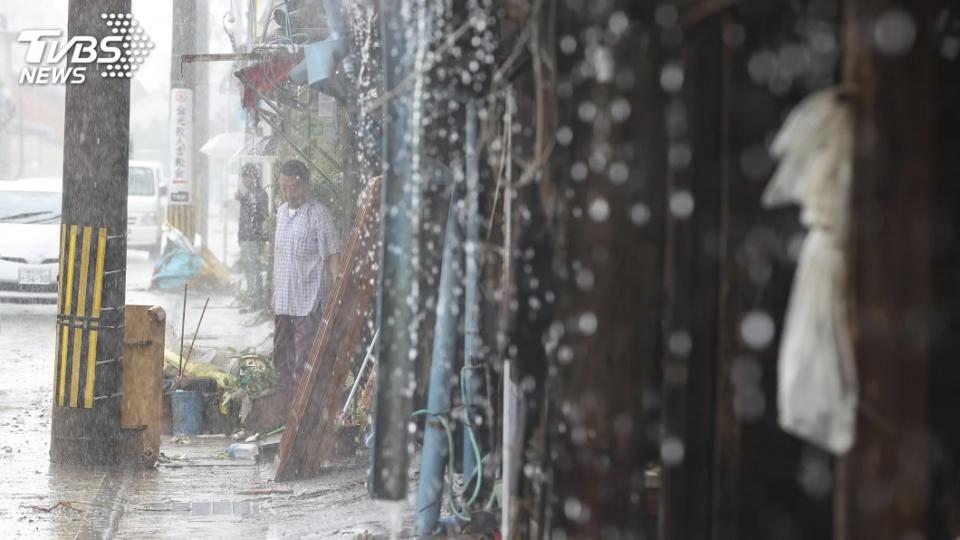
[51,0,130,466]
[54,225,108,410]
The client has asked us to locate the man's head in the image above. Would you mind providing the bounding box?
[279,160,311,209]
[240,163,261,190]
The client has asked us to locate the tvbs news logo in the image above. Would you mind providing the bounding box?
[17,13,154,85]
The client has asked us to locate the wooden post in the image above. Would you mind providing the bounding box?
[839,0,935,538]
[659,15,725,540]
[543,2,666,536]
[121,305,165,466]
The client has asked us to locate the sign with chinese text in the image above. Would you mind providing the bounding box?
[168,88,193,205]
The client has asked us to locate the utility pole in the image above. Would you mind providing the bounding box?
[168,0,208,242]
[195,3,209,245]
[50,0,130,465]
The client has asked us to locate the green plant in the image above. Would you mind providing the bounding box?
[221,350,278,413]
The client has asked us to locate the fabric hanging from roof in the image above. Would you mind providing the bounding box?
[236,55,302,111]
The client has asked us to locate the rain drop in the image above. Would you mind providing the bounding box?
[669,143,692,169]
[592,46,615,83]
[609,162,629,184]
[630,203,651,226]
[733,388,766,421]
[740,144,773,179]
[747,50,777,84]
[578,101,597,122]
[575,268,595,291]
[740,310,775,350]
[873,9,917,57]
[661,437,685,466]
[608,12,629,36]
[654,4,680,29]
[668,329,692,358]
[660,62,684,93]
[723,23,746,48]
[798,451,833,499]
[560,35,578,55]
[588,197,610,222]
[571,161,588,182]
[669,190,695,219]
[564,497,587,523]
[578,312,598,335]
[558,345,574,365]
[610,98,631,122]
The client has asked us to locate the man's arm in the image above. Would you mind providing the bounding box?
[313,204,343,282]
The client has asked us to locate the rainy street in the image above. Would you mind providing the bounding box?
[3,0,960,539]
[0,253,412,538]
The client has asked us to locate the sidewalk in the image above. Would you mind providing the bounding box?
[0,259,414,538]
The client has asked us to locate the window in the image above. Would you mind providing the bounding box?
[128,167,156,196]
[0,191,62,223]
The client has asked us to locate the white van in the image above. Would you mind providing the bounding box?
[127,160,166,256]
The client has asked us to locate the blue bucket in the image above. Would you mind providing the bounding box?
[169,390,203,435]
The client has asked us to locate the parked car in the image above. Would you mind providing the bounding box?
[127,160,167,257]
[0,165,169,304]
[0,177,62,304]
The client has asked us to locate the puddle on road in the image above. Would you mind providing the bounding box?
[142,500,261,516]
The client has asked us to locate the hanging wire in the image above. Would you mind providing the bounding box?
[411,409,484,520]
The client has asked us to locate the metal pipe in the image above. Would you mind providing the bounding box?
[415,192,464,536]
[341,329,379,417]
[462,99,485,491]
[502,360,522,537]
[370,0,425,500]
[501,89,517,539]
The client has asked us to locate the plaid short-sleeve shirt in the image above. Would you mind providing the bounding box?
[273,199,341,316]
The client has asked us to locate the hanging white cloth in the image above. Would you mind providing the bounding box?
[763,88,857,455]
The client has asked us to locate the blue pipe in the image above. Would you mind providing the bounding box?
[370,0,420,500]
[415,192,463,536]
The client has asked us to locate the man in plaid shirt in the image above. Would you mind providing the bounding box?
[272,159,342,396]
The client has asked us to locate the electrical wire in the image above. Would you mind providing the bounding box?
[459,364,485,508]
[410,407,484,521]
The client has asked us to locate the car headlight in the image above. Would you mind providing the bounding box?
[141,211,159,226]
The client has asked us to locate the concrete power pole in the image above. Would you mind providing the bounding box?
[50,0,131,465]
[168,0,208,242]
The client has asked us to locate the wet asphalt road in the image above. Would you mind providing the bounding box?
[0,251,412,538]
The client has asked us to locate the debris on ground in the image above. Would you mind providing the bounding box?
[226,442,259,459]
[19,501,82,513]
[151,225,230,291]
[236,488,293,496]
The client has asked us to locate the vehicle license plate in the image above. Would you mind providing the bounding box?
[19,268,51,285]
